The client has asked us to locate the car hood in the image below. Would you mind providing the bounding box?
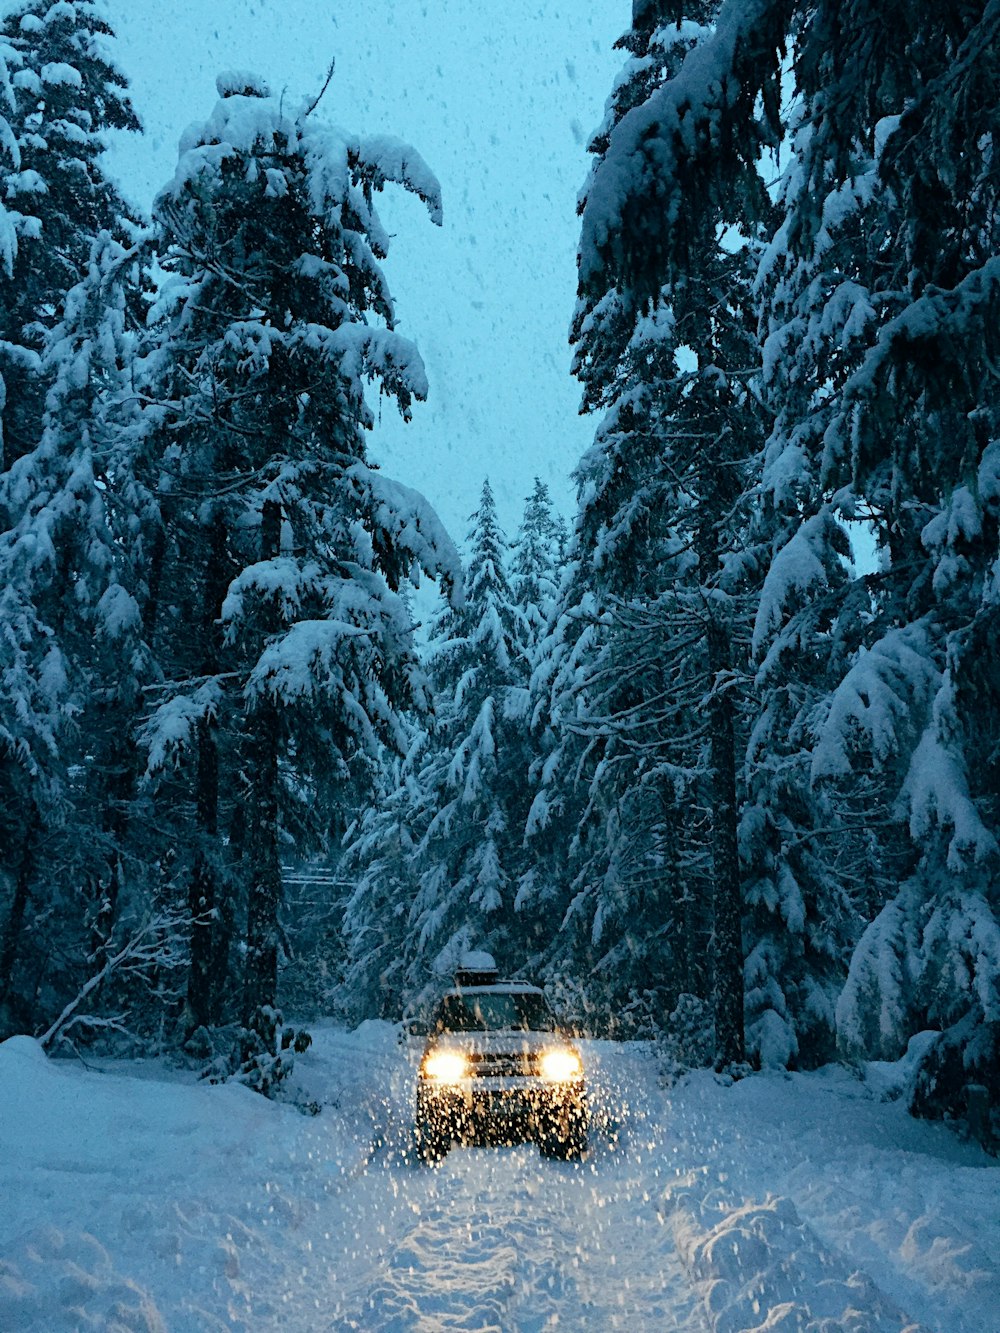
[424,1031,575,1057]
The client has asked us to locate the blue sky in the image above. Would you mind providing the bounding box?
[103,0,629,546]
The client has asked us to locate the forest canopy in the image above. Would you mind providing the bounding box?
[0,0,997,1139]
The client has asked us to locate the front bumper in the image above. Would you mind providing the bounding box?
[417,1076,587,1143]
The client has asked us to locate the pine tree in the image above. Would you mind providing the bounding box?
[548,1,772,1062]
[0,0,138,470]
[741,517,865,1067]
[760,0,1000,1115]
[340,729,437,1021]
[0,4,141,1038]
[136,73,458,1056]
[0,234,154,1037]
[510,478,565,660]
[403,480,528,997]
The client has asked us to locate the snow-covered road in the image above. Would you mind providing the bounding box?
[1,1024,997,1331]
[322,1039,700,1331]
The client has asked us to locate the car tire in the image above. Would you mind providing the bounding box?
[538,1106,587,1160]
[415,1119,450,1164]
[415,1087,455,1164]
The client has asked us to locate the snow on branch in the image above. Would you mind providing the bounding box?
[348,133,443,226]
[345,462,462,597]
[301,323,430,410]
[577,0,785,300]
[839,255,1000,409]
[922,887,1000,1024]
[221,557,322,628]
[140,679,225,775]
[39,908,191,1052]
[811,623,939,782]
[752,509,849,660]
[835,880,923,1061]
[904,678,1000,869]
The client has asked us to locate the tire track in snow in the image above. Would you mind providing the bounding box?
[326,1045,706,1332]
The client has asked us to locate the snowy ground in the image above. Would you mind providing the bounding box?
[1,1024,997,1332]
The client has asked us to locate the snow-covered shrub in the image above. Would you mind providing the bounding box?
[658,992,715,1080]
[204,1007,314,1108]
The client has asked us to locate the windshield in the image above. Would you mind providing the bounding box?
[434,992,556,1033]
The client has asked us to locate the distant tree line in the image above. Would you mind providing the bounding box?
[0,0,997,1139]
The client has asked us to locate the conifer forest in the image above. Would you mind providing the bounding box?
[0,0,998,1150]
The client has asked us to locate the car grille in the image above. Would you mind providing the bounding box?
[467,1051,537,1077]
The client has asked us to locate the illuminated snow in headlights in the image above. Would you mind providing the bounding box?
[539,1048,583,1081]
[422,1050,468,1082]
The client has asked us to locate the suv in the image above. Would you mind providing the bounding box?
[413,960,588,1163]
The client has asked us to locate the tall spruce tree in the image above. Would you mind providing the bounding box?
[0,0,138,470]
[403,480,528,995]
[549,1,772,1062]
[757,0,1000,1116]
[0,234,154,1038]
[510,478,565,660]
[137,73,459,1052]
[340,727,438,1021]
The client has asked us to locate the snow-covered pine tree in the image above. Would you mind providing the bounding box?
[584,0,998,1101]
[0,234,155,1039]
[524,332,717,1037]
[137,73,459,1057]
[510,478,565,661]
[340,728,437,1022]
[756,0,1000,1120]
[403,480,530,1000]
[0,0,138,470]
[736,107,878,1068]
[741,508,865,1067]
[553,0,771,1063]
[737,12,895,1067]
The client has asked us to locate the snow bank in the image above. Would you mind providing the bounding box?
[0,1026,389,1331]
[2,1032,997,1330]
[667,1176,926,1332]
[663,1067,1000,1333]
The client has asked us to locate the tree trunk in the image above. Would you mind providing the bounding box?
[242,497,283,1030]
[186,510,231,1031]
[242,710,281,1027]
[660,787,705,1004]
[0,811,36,1014]
[185,717,219,1033]
[705,613,745,1067]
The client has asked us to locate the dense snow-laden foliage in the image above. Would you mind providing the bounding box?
[394,482,528,1001]
[532,1,773,1060]
[563,0,999,1120]
[0,233,159,1038]
[0,0,138,471]
[752,0,1000,1120]
[134,74,459,1044]
[340,731,438,1021]
[341,479,573,1020]
[576,0,784,321]
[0,6,144,1042]
[0,55,459,1054]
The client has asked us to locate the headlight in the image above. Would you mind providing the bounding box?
[422,1050,468,1082]
[539,1048,583,1082]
